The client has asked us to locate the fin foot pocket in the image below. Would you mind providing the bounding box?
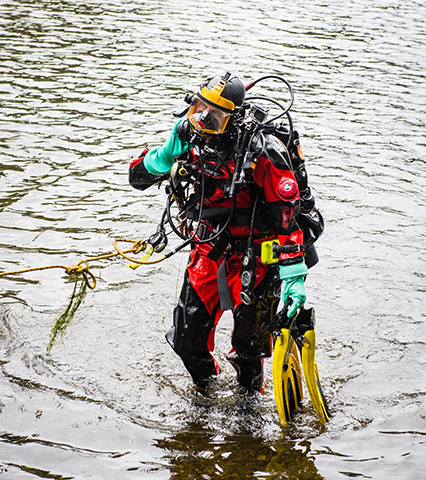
[300,329,331,425]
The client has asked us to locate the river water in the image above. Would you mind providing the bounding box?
[1,0,425,478]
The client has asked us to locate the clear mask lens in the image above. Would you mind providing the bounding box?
[188,99,231,134]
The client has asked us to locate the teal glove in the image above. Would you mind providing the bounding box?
[279,262,308,318]
[144,121,189,175]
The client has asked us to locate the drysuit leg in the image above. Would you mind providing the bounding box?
[166,271,220,387]
[228,302,269,393]
[228,273,280,393]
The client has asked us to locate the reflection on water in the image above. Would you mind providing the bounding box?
[156,421,324,480]
[1,0,426,478]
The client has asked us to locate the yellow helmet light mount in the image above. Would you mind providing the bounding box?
[198,82,235,113]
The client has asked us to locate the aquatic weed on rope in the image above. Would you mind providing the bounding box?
[0,237,166,354]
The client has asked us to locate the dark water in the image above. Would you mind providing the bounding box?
[1,0,425,478]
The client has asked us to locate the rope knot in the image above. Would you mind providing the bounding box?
[132,240,148,255]
[65,264,87,275]
[65,263,96,289]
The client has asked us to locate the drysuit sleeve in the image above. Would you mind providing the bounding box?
[129,121,189,191]
[129,148,163,191]
[252,134,305,267]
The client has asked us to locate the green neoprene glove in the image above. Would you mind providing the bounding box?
[279,262,308,318]
[144,121,189,175]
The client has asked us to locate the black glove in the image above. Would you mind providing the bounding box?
[176,119,192,144]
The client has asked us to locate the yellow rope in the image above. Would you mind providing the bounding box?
[0,236,165,288]
[112,239,166,265]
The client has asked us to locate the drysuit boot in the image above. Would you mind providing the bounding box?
[226,350,263,393]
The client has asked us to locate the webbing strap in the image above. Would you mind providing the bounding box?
[217,260,233,312]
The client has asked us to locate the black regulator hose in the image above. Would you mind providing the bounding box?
[163,149,238,252]
[245,74,295,126]
[165,152,207,242]
[245,74,294,110]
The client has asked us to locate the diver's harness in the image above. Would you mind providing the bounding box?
[145,75,319,306]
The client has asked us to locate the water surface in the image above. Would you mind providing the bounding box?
[1,0,425,478]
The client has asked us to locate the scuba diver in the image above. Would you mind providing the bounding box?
[128,72,324,395]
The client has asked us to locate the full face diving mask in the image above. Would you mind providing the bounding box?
[187,98,232,135]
